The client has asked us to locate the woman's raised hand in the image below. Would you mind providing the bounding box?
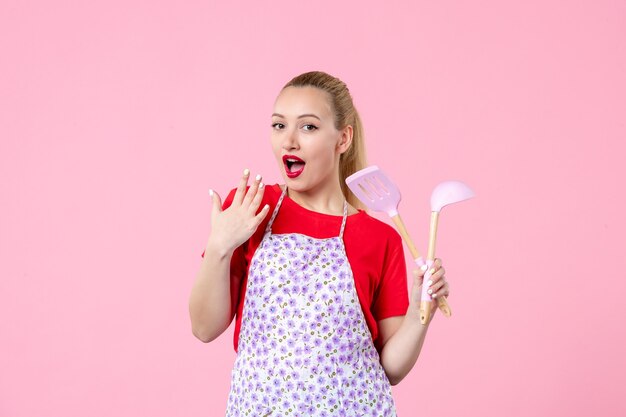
[207,169,271,255]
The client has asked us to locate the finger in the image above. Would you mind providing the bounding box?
[233,168,251,205]
[427,276,446,296]
[414,263,427,277]
[425,266,445,287]
[249,181,266,214]
[433,258,443,269]
[431,281,450,299]
[243,174,262,206]
[253,203,271,224]
[425,258,443,278]
[431,266,446,281]
[209,190,222,214]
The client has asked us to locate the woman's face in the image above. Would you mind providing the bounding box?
[271,86,352,194]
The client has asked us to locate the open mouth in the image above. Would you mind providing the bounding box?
[283,155,305,178]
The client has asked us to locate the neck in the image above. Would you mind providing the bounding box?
[285,179,346,216]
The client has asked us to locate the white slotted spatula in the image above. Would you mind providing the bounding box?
[346,166,452,318]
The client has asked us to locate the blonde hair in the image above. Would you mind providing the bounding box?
[282,71,367,209]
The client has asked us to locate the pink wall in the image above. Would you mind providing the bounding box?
[1,1,625,416]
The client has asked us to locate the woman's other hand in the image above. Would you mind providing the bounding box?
[410,258,450,320]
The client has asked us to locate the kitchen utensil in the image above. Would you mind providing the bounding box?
[420,180,475,324]
[346,166,452,316]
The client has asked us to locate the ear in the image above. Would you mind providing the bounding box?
[337,125,353,154]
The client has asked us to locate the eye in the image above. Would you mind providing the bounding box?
[272,122,285,130]
[302,124,318,131]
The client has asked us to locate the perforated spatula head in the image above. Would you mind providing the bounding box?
[346,165,402,216]
[430,180,475,212]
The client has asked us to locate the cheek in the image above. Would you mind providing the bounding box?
[315,137,340,161]
[270,136,281,155]
[307,143,338,173]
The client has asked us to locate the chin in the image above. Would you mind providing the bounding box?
[282,177,313,193]
[283,178,305,189]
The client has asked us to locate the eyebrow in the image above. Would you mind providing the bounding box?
[272,113,321,121]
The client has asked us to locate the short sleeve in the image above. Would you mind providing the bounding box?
[370,233,409,320]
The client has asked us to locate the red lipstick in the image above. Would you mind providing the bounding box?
[282,155,305,178]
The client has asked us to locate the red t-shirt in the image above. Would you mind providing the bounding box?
[202,184,409,352]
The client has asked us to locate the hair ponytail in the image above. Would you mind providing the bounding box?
[283,71,367,209]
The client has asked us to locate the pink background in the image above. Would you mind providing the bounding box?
[2,1,625,416]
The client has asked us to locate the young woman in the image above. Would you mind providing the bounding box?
[189,71,450,416]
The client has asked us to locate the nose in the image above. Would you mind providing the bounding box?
[281,127,299,151]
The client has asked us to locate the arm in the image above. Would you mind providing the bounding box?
[189,240,240,343]
[377,260,449,385]
[188,171,270,343]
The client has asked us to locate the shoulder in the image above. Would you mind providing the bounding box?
[348,210,402,246]
[343,211,404,272]
[262,183,284,208]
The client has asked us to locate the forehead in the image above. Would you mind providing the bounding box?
[273,86,333,118]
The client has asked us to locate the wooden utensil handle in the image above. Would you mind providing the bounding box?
[391,214,422,260]
[427,211,451,317]
[436,295,452,317]
[427,211,439,260]
[392,214,452,319]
